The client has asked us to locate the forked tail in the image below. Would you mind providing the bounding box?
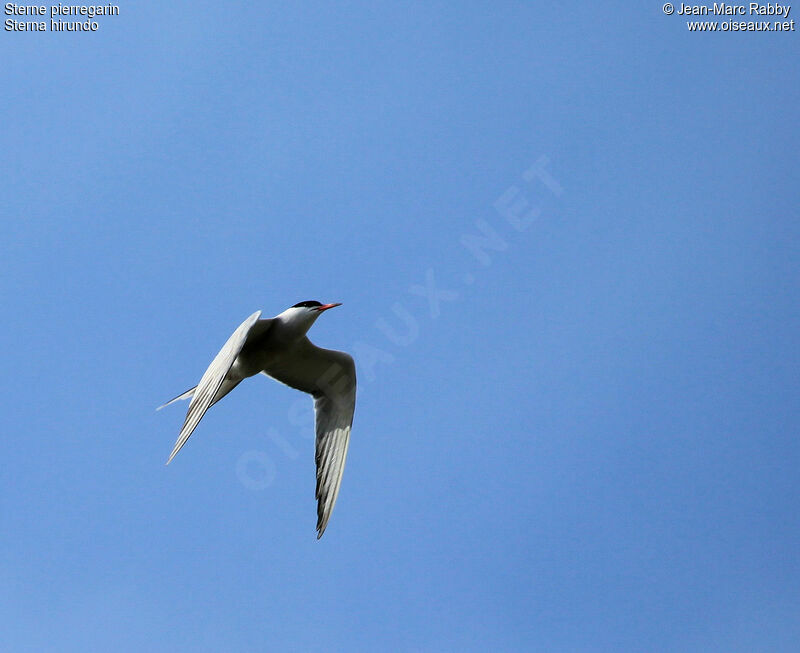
[156,386,197,411]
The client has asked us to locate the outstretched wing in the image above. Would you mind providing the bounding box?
[312,356,356,538]
[166,311,262,464]
[262,338,356,538]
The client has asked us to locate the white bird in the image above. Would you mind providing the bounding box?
[159,301,356,538]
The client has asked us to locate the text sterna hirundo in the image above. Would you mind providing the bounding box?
[159,301,356,538]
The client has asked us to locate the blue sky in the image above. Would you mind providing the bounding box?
[2,2,799,651]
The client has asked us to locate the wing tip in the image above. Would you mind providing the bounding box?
[165,446,180,465]
[316,510,332,539]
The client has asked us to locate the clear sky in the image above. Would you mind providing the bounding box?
[2,2,799,651]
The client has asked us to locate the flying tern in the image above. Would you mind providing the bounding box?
[159,301,356,538]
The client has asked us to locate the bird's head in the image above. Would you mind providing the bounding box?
[278,300,342,335]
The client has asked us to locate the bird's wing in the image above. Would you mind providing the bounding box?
[166,310,262,464]
[263,338,356,538]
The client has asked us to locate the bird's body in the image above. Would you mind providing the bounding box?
[159,301,356,538]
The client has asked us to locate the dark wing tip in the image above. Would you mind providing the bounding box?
[316,507,327,539]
